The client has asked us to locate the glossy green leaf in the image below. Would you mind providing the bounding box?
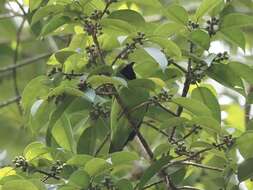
[207,63,245,95]
[51,114,75,152]
[41,16,70,36]
[195,0,223,20]
[221,13,253,29]
[172,97,212,117]
[29,0,43,11]
[229,62,253,85]
[149,37,182,58]
[66,155,93,167]
[138,156,171,189]
[87,75,127,88]
[191,87,221,122]
[108,9,145,27]
[111,151,139,165]
[31,5,65,25]
[68,170,90,189]
[189,29,210,50]
[220,28,246,51]
[84,158,111,176]
[165,5,188,25]
[2,180,39,190]
[191,116,220,133]
[238,157,253,182]
[23,142,51,161]
[115,179,133,190]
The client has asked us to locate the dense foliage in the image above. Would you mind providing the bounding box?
[1,0,253,189]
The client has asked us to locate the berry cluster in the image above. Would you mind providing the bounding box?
[206,17,219,36]
[86,44,99,64]
[120,32,146,59]
[83,19,103,36]
[78,79,90,91]
[47,67,62,77]
[213,135,235,151]
[188,20,199,29]
[90,10,103,20]
[13,156,28,172]
[190,62,208,84]
[90,103,110,119]
[50,160,66,177]
[223,135,235,148]
[214,52,229,62]
[152,89,172,102]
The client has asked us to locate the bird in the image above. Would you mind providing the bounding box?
[109,62,149,152]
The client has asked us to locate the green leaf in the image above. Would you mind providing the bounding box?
[2,180,39,190]
[138,156,171,189]
[77,126,96,155]
[29,0,43,11]
[228,62,253,85]
[172,97,212,117]
[87,75,127,88]
[195,0,223,20]
[153,23,185,37]
[21,76,52,116]
[207,63,245,96]
[23,142,51,161]
[84,158,111,176]
[0,168,16,180]
[191,87,221,122]
[68,170,90,189]
[149,37,182,58]
[41,16,70,36]
[191,116,220,133]
[115,179,133,190]
[220,28,246,51]
[235,131,253,159]
[51,114,75,152]
[220,13,253,29]
[108,9,145,28]
[101,18,136,35]
[238,157,253,182]
[189,29,210,50]
[153,143,171,158]
[31,5,65,25]
[165,4,188,25]
[111,151,139,165]
[66,155,93,167]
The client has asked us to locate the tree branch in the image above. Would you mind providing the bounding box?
[0,53,52,74]
[0,96,21,109]
[12,18,26,114]
[181,161,224,172]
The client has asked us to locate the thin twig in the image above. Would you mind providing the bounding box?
[174,126,199,144]
[181,161,224,172]
[143,180,163,189]
[143,121,170,138]
[170,61,187,73]
[113,89,154,160]
[92,34,106,65]
[0,53,52,74]
[35,169,60,181]
[12,18,26,114]
[177,186,201,190]
[95,132,110,156]
[0,13,23,20]
[0,96,21,109]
